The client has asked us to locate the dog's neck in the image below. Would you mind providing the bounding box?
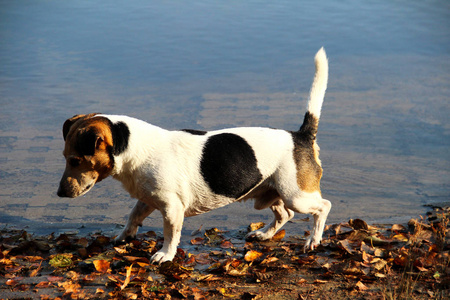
[103,115,169,179]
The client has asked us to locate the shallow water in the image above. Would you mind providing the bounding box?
[1,0,449,236]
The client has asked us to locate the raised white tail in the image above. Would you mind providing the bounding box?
[306,47,328,120]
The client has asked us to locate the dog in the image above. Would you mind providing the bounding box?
[58,48,331,263]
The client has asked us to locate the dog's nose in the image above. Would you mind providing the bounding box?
[57,187,67,197]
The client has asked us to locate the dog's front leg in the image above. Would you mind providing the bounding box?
[115,201,155,242]
[151,199,184,263]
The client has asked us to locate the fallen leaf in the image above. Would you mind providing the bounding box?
[391,224,407,231]
[190,237,204,245]
[220,240,234,248]
[195,252,211,264]
[125,292,138,299]
[416,266,428,272]
[272,229,286,241]
[224,259,249,276]
[337,239,354,254]
[114,246,127,254]
[123,256,150,264]
[313,279,328,284]
[218,287,237,298]
[47,276,64,282]
[58,280,81,295]
[29,261,42,277]
[6,278,18,286]
[349,219,369,230]
[261,256,279,265]
[373,259,388,271]
[355,281,369,291]
[196,274,221,282]
[121,264,133,290]
[49,254,73,268]
[35,281,51,288]
[93,259,110,273]
[248,222,265,232]
[392,234,408,242]
[244,250,263,262]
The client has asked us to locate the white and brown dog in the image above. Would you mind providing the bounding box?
[58,48,331,263]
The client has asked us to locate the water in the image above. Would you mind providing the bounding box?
[1,0,449,235]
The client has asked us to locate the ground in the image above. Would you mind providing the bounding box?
[1,206,448,300]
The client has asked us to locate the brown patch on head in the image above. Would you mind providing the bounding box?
[58,114,115,198]
[292,138,323,194]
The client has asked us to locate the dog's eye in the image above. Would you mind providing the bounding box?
[68,158,81,167]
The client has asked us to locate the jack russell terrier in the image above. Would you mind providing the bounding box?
[58,48,331,263]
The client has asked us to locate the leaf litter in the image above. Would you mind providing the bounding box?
[0,206,448,299]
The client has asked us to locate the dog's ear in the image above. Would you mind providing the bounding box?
[75,128,105,157]
[62,113,98,141]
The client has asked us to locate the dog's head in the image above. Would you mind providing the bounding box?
[57,114,129,198]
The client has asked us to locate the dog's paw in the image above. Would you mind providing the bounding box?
[151,250,175,264]
[246,230,272,241]
[303,237,320,252]
[114,231,136,245]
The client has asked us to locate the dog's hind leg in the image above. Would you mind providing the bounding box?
[247,197,295,241]
[115,200,155,243]
[282,191,331,251]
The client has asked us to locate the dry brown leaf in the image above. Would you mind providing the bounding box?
[337,239,355,254]
[244,250,263,262]
[218,287,237,298]
[392,234,408,242]
[35,281,51,288]
[391,224,407,231]
[195,252,211,264]
[190,237,204,245]
[416,266,428,272]
[373,259,387,271]
[114,246,127,254]
[121,264,133,290]
[6,278,18,286]
[248,222,265,232]
[123,256,150,264]
[298,278,307,284]
[313,279,328,284]
[261,256,279,265]
[355,281,369,291]
[58,280,81,294]
[29,261,42,277]
[93,259,110,273]
[272,229,286,241]
[197,274,221,282]
[349,219,369,230]
[220,240,234,248]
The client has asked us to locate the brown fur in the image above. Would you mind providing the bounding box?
[293,141,322,194]
[58,114,115,198]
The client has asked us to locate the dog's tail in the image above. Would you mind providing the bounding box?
[298,47,328,139]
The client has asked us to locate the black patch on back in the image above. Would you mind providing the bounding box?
[182,129,207,135]
[110,121,130,155]
[200,133,262,198]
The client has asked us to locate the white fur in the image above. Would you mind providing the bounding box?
[307,47,328,119]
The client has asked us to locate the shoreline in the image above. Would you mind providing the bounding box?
[1,205,448,299]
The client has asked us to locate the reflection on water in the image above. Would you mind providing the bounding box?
[0,0,449,233]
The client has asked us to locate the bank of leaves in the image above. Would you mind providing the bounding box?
[0,207,448,299]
